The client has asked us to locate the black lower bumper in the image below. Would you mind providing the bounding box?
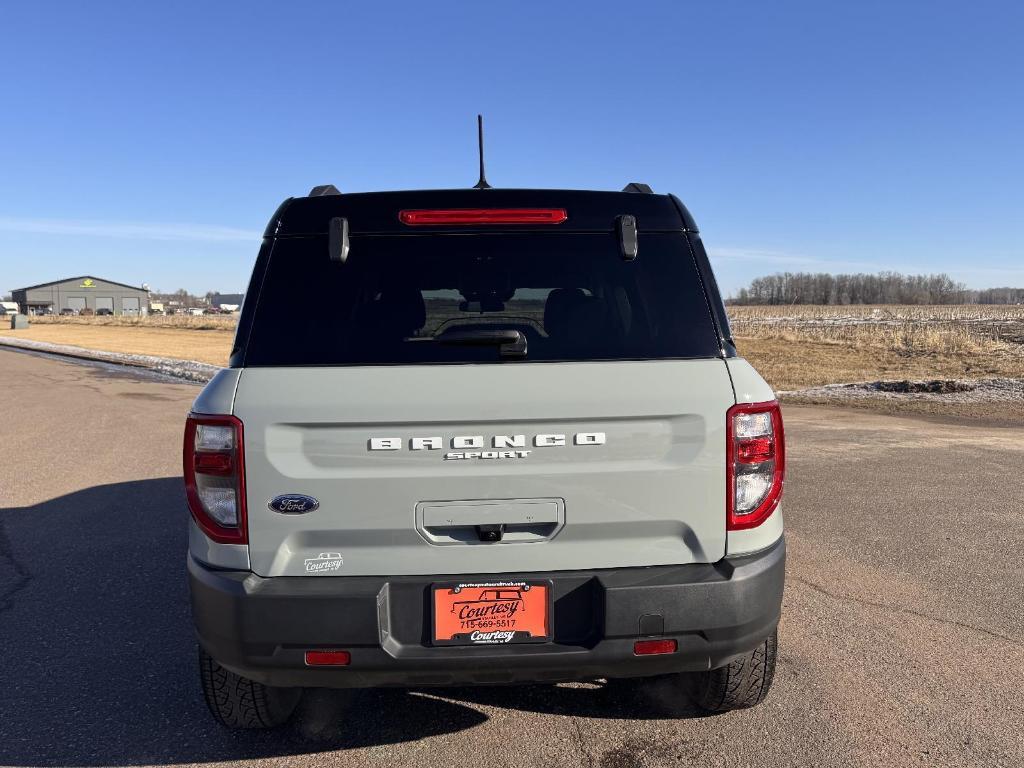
[189,538,785,688]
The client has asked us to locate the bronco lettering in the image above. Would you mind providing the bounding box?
[369,433,606,456]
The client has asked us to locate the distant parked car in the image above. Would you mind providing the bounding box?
[79,308,95,316]
[96,308,114,316]
[60,308,78,316]
[189,308,205,316]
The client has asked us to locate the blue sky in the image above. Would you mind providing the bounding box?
[1,1,1022,297]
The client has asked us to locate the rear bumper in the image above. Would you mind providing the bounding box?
[189,537,785,688]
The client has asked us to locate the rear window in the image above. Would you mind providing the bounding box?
[241,232,721,365]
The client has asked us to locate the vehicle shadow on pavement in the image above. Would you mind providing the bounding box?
[0,478,698,767]
[438,677,708,720]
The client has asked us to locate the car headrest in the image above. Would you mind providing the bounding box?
[544,288,589,337]
[360,287,426,338]
[565,297,612,341]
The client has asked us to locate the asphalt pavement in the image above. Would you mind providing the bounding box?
[1,348,1021,768]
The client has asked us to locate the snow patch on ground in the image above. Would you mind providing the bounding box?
[0,336,219,383]
[780,377,1024,403]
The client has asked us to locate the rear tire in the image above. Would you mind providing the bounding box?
[686,631,777,713]
[198,647,302,729]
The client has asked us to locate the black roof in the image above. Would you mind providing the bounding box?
[265,188,698,237]
[12,275,148,293]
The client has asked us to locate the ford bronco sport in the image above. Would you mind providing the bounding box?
[186,183,786,728]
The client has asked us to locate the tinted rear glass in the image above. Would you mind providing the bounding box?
[242,233,720,365]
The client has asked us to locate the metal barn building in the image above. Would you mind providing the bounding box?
[11,276,151,315]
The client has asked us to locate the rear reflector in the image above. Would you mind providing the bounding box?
[633,639,678,656]
[399,208,567,226]
[304,650,351,666]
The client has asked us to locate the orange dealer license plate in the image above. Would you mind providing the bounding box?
[432,581,552,646]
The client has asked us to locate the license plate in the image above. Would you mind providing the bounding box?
[432,581,551,645]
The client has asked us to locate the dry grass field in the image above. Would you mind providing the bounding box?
[728,304,1024,343]
[0,316,236,366]
[729,305,1024,393]
[728,305,1024,422]
[729,305,1024,391]
[26,313,238,331]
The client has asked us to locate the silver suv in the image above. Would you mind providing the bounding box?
[185,184,786,728]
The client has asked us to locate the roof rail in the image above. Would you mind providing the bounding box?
[309,184,342,196]
[622,182,654,193]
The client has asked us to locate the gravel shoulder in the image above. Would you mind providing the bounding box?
[779,377,1024,425]
[0,335,219,382]
[0,322,232,366]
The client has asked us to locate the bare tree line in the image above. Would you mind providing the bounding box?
[728,272,1024,305]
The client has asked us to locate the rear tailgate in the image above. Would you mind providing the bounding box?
[236,360,733,577]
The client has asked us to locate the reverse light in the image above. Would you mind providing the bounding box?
[184,413,247,544]
[727,401,785,531]
[305,650,351,666]
[633,639,678,656]
[399,208,567,226]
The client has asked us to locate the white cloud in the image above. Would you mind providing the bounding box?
[707,246,881,272]
[707,247,825,266]
[0,216,259,242]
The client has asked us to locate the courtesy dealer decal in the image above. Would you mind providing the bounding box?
[305,553,343,573]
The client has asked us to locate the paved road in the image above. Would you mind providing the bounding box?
[1,349,1021,768]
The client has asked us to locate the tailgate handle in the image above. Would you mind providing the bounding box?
[418,499,564,546]
[423,502,559,528]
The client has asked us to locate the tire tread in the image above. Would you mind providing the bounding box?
[687,631,777,713]
[198,647,300,729]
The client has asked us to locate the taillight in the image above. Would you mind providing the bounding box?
[184,413,247,544]
[726,401,785,530]
[399,208,567,226]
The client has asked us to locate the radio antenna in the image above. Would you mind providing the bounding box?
[473,114,491,189]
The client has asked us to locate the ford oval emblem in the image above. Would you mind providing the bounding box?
[268,494,320,515]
